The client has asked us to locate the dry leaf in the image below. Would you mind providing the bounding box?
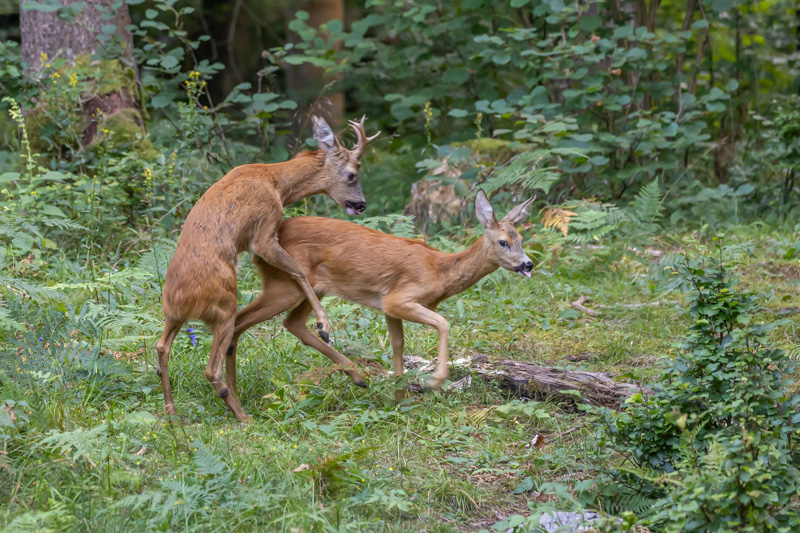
[541,207,578,237]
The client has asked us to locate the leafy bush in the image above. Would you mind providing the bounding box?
[600,238,800,530]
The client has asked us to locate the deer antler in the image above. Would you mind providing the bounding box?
[348,115,381,158]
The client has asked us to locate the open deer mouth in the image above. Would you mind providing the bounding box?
[345,200,366,215]
[514,261,534,278]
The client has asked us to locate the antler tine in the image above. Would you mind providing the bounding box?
[347,115,381,157]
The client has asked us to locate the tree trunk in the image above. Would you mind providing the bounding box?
[20,0,133,70]
[19,0,149,152]
[285,0,345,127]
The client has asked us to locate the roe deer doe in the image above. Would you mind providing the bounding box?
[157,116,379,421]
[226,190,535,401]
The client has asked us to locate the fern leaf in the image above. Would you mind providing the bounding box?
[541,207,578,237]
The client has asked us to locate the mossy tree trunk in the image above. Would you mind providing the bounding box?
[19,0,149,152]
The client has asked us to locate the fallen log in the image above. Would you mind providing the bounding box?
[404,354,641,408]
[300,355,641,408]
[467,355,640,408]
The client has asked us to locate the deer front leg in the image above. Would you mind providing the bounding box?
[382,301,449,389]
[252,238,332,343]
[385,316,406,402]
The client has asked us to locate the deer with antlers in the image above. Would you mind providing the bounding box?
[225,190,535,405]
[157,116,379,421]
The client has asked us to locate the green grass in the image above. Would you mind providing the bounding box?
[1,225,798,532]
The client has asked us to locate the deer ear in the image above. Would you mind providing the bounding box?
[502,195,536,226]
[312,116,336,152]
[474,190,497,228]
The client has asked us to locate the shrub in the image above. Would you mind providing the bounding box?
[600,238,800,530]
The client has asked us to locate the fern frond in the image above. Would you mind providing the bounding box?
[356,214,417,238]
[0,275,65,301]
[631,179,664,224]
[481,148,583,195]
[541,207,578,237]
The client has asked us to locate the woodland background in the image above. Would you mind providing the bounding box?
[0,0,799,531]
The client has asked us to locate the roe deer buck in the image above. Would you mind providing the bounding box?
[157,116,380,421]
[226,190,535,400]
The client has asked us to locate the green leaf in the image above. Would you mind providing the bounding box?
[150,92,175,109]
[325,19,343,34]
[160,55,179,70]
[41,205,66,218]
[707,87,729,101]
[442,67,470,85]
[21,1,61,13]
[512,476,534,494]
[145,8,158,19]
[579,15,602,32]
[511,0,529,6]
[41,171,66,182]
[0,172,20,183]
[492,52,511,65]
[448,109,468,118]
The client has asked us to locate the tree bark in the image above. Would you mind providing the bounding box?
[19,0,148,152]
[285,0,345,126]
[20,0,133,70]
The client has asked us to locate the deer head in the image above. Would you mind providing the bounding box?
[474,189,536,277]
[312,115,381,216]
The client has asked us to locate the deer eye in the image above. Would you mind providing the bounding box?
[346,172,356,183]
[499,240,508,248]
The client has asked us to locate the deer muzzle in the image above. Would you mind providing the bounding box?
[514,260,534,278]
[345,200,366,215]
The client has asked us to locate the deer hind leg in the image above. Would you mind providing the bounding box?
[383,301,450,389]
[156,318,182,416]
[385,316,406,402]
[226,284,305,396]
[284,299,367,388]
[206,317,252,422]
[253,241,332,343]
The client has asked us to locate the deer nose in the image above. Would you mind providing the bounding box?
[345,200,366,214]
[523,260,533,271]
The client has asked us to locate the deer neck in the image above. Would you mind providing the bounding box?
[275,151,327,206]
[436,237,498,301]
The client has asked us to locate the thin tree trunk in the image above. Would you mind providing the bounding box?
[674,0,697,105]
[285,0,345,127]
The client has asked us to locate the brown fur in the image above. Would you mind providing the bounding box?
[156,116,380,421]
[227,191,535,404]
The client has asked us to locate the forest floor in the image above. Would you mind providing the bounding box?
[2,225,799,532]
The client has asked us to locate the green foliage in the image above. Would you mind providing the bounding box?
[600,239,800,530]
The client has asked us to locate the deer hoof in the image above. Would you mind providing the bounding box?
[318,329,330,344]
[354,378,367,389]
[156,367,161,376]
[226,343,235,356]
